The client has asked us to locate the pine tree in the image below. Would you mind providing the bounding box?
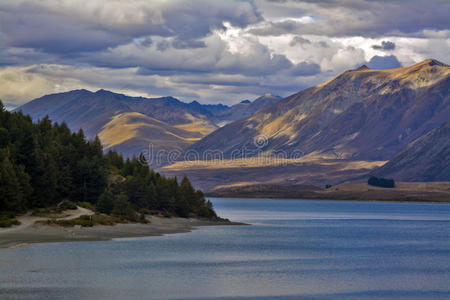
[97,189,115,214]
[0,154,24,211]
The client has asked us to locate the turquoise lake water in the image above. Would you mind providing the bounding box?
[1,198,450,299]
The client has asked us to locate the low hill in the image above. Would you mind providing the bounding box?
[98,112,206,165]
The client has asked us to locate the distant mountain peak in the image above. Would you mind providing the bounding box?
[77,88,92,93]
[254,94,282,102]
[355,65,370,71]
[94,89,124,97]
[415,58,448,67]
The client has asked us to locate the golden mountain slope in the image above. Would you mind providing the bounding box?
[98,112,216,164]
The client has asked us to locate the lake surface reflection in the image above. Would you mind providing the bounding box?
[1,198,449,299]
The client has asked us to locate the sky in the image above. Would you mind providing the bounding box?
[1,0,449,106]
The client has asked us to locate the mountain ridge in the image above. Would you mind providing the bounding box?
[15,59,449,185]
[160,59,450,189]
[17,89,282,161]
[187,59,449,162]
[371,119,450,181]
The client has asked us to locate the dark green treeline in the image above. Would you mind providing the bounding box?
[0,100,216,218]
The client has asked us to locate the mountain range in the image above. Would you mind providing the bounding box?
[16,59,449,190]
[163,59,449,190]
[188,59,449,161]
[17,90,281,160]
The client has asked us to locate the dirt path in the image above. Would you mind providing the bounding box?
[0,206,95,234]
[0,215,46,234]
[58,206,95,220]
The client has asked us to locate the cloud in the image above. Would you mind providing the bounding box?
[372,41,396,51]
[172,39,207,49]
[0,0,448,106]
[89,31,295,76]
[289,61,321,76]
[289,36,311,47]
[250,0,450,38]
[0,65,88,104]
[157,40,171,52]
[134,37,153,48]
[367,55,402,70]
[0,0,262,56]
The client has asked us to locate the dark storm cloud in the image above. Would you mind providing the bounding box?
[367,55,401,70]
[372,41,396,51]
[0,0,262,56]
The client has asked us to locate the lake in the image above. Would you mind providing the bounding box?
[1,198,449,299]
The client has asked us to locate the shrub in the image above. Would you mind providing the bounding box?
[368,176,395,188]
[139,212,149,223]
[161,211,173,218]
[31,207,66,218]
[138,208,160,215]
[0,213,20,227]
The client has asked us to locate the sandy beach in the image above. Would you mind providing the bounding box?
[0,207,244,249]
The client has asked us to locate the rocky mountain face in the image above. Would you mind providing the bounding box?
[188,60,449,162]
[371,120,450,181]
[17,89,281,161]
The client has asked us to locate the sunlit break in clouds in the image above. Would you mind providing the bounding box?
[1,0,449,106]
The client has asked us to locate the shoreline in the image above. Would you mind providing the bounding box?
[0,215,245,249]
[207,195,450,204]
[206,182,450,203]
